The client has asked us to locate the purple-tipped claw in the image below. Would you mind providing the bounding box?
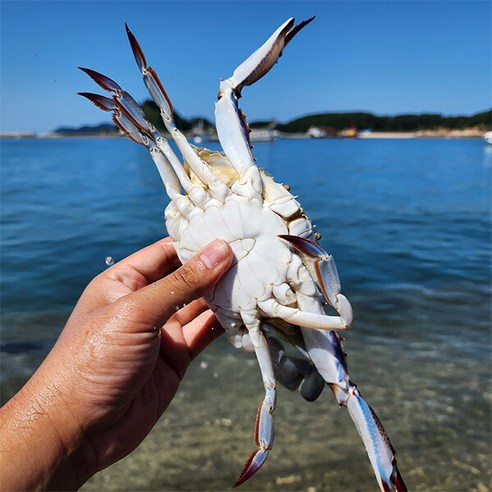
[278,234,328,258]
[125,24,174,115]
[234,386,275,487]
[233,449,269,487]
[78,92,116,112]
[285,16,316,45]
[79,67,122,92]
[391,466,408,492]
[125,23,147,72]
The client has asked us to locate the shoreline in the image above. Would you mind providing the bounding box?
[0,129,488,140]
[358,128,487,139]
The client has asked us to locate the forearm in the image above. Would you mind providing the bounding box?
[0,370,93,491]
[0,239,232,490]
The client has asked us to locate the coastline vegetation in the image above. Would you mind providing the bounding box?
[276,109,491,133]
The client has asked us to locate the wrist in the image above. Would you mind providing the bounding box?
[0,366,96,490]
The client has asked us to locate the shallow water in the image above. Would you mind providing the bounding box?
[1,137,491,490]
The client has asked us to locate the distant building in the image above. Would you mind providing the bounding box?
[307,126,358,138]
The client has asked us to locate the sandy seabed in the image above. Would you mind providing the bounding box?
[82,338,491,492]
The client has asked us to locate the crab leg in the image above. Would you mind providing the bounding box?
[342,385,407,492]
[257,235,353,330]
[125,25,228,201]
[279,234,354,326]
[78,70,196,197]
[281,235,407,491]
[215,17,314,177]
[79,91,183,201]
[300,325,407,491]
[259,298,351,330]
[234,331,276,487]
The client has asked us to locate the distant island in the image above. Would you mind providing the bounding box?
[4,102,490,139]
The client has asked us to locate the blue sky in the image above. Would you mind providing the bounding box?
[1,0,490,133]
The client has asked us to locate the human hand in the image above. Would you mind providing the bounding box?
[0,237,233,491]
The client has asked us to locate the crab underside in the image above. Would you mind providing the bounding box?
[80,17,407,492]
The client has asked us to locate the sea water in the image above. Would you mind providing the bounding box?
[1,137,491,490]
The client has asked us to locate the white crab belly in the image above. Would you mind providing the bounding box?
[167,195,293,328]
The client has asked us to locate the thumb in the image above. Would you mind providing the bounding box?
[120,239,233,330]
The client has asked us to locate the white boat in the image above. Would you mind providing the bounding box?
[484,131,492,144]
[250,128,279,142]
[190,119,218,144]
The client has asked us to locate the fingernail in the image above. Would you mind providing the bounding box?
[199,239,229,270]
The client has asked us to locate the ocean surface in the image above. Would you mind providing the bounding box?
[1,136,491,491]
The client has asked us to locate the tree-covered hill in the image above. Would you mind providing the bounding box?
[55,104,491,135]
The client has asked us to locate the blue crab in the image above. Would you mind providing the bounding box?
[80,17,407,491]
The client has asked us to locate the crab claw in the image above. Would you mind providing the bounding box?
[234,449,269,488]
[215,17,315,178]
[234,387,275,487]
[229,16,316,95]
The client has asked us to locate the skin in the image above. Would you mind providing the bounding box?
[0,237,233,491]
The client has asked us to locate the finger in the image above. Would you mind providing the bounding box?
[167,298,209,328]
[159,309,224,380]
[117,239,233,332]
[159,299,221,380]
[107,237,180,290]
[77,238,181,312]
[183,310,225,360]
[157,300,209,363]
